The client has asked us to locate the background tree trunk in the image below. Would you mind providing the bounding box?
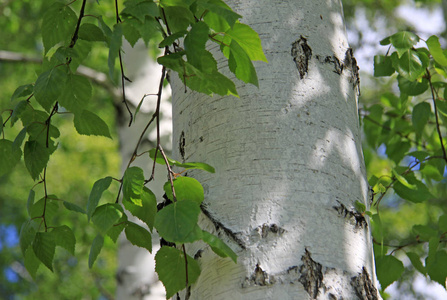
[171,0,379,299]
[116,41,169,300]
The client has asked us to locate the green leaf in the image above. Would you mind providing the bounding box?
[20,221,37,256]
[406,252,426,275]
[78,23,107,42]
[373,55,395,77]
[87,176,113,220]
[223,23,267,62]
[73,110,112,138]
[24,141,50,180]
[406,150,429,162]
[122,0,159,22]
[439,214,447,232]
[122,166,145,204]
[41,2,78,53]
[412,224,438,241]
[391,50,429,81]
[160,0,196,7]
[88,234,104,268]
[52,225,76,255]
[354,201,366,213]
[10,84,33,102]
[201,0,241,30]
[412,102,431,135]
[30,197,59,222]
[106,213,127,243]
[33,67,68,112]
[123,187,157,230]
[162,6,195,33]
[92,204,123,233]
[63,201,86,214]
[59,74,92,113]
[175,162,215,173]
[149,148,177,165]
[202,230,237,263]
[426,35,447,66]
[155,246,201,298]
[397,76,428,96]
[389,31,419,52]
[125,222,152,252]
[159,30,187,47]
[33,232,55,272]
[228,40,259,86]
[426,250,447,287]
[154,200,202,243]
[24,247,40,280]
[392,169,416,190]
[393,174,432,203]
[26,189,35,216]
[376,255,405,290]
[0,139,22,176]
[184,22,212,71]
[107,23,123,81]
[163,177,204,204]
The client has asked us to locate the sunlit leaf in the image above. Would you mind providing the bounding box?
[163,177,204,204]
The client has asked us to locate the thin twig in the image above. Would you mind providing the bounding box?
[427,69,447,163]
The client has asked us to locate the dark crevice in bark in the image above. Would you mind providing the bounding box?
[258,223,286,238]
[291,36,312,79]
[315,48,361,95]
[299,248,323,299]
[200,205,246,249]
[243,263,276,287]
[350,267,379,300]
[179,130,186,162]
[333,200,368,229]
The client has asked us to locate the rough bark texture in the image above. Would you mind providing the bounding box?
[170,0,379,299]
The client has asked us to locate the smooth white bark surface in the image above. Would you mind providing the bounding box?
[171,0,379,299]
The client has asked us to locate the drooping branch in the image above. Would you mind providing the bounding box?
[0,50,122,103]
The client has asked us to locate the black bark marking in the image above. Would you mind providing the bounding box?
[291,36,312,79]
[315,48,361,95]
[179,131,186,161]
[315,54,343,75]
[344,48,360,94]
[259,223,286,238]
[194,250,203,260]
[350,267,379,300]
[333,200,367,229]
[201,204,246,249]
[244,264,275,287]
[299,249,323,299]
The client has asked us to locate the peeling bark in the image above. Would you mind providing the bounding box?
[291,36,312,79]
[351,267,379,300]
[299,249,323,299]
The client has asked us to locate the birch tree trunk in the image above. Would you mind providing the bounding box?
[171,0,380,299]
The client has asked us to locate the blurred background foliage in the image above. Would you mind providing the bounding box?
[0,0,446,299]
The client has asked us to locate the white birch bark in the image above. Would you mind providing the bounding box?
[170,0,380,299]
